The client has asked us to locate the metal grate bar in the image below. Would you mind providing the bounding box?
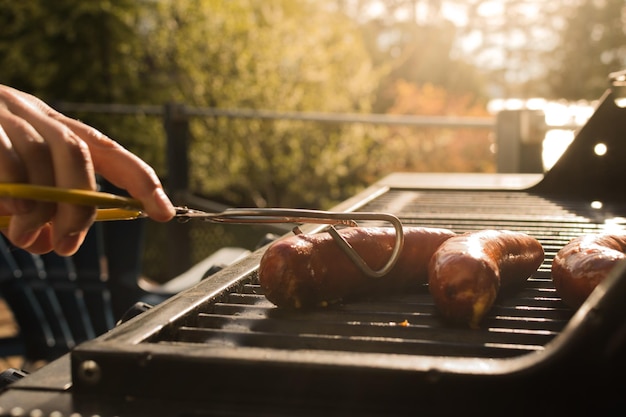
[147,189,624,361]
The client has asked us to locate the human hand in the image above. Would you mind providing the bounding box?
[0,85,175,255]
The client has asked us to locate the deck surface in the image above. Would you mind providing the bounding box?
[0,299,24,371]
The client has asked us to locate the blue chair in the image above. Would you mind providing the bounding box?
[0,180,252,369]
[0,222,117,365]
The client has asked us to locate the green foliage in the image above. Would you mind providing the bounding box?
[546,0,626,100]
[0,0,142,101]
[0,0,502,212]
[192,117,383,209]
[0,0,167,170]
[144,0,380,208]
[0,0,386,209]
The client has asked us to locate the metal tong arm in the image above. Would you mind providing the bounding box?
[191,208,405,279]
[327,218,404,278]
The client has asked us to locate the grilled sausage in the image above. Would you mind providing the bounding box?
[428,230,544,328]
[258,226,456,309]
[551,232,626,309]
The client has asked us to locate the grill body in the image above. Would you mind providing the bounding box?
[2,90,626,416]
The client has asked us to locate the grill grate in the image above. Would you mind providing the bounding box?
[65,185,626,414]
[148,189,623,359]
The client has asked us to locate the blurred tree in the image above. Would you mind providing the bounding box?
[456,0,567,98]
[0,0,498,210]
[0,0,168,171]
[336,0,488,112]
[0,0,152,102]
[344,0,611,100]
[146,0,380,208]
[446,0,625,100]
[381,80,494,173]
[545,0,626,100]
[0,0,382,209]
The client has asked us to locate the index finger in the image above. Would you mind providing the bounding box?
[52,114,175,222]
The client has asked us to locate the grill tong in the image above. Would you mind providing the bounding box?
[0,183,404,278]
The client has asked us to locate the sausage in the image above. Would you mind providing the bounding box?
[428,230,544,328]
[551,232,626,309]
[258,226,456,309]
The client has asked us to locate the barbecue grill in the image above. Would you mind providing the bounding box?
[1,84,626,416]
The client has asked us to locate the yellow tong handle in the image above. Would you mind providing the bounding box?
[0,183,145,228]
[0,183,142,208]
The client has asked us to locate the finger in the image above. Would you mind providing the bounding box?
[9,87,175,221]
[1,218,75,256]
[0,124,35,214]
[23,125,96,253]
[0,88,96,254]
[0,87,96,188]
[96,149,176,222]
[0,107,57,246]
[10,224,54,255]
[54,114,175,222]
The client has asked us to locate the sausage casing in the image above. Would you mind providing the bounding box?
[551,232,626,309]
[258,226,456,309]
[428,230,544,328]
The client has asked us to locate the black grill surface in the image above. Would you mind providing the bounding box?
[164,189,599,359]
[65,186,626,416]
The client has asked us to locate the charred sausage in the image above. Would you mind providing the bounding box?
[258,226,456,309]
[551,232,626,309]
[428,230,544,328]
